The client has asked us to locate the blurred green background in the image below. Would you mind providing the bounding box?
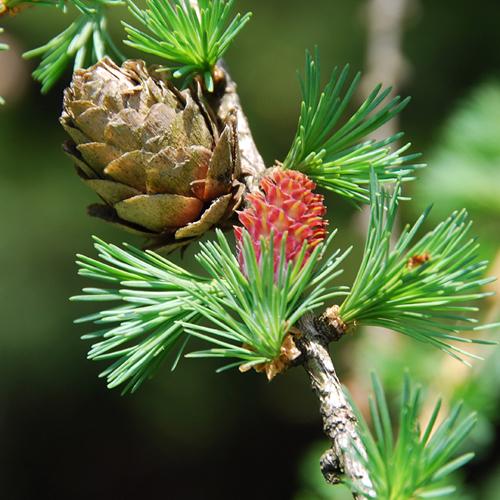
[0,1,499,499]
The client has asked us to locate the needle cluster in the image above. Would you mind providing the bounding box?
[345,372,477,499]
[283,47,424,206]
[124,0,251,91]
[338,172,498,363]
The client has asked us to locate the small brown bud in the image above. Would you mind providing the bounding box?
[407,251,430,270]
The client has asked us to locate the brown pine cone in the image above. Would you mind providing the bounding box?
[60,57,245,251]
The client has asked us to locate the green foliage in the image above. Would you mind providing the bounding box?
[182,229,349,371]
[124,0,251,91]
[345,371,476,499]
[283,48,424,207]
[2,0,499,497]
[73,237,217,394]
[73,230,349,390]
[11,0,252,94]
[0,0,62,13]
[339,171,498,363]
[23,1,125,93]
[72,165,498,390]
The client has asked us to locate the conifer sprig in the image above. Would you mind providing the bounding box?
[23,2,125,93]
[338,172,498,363]
[72,232,349,392]
[124,0,251,91]
[181,229,349,372]
[283,48,424,207]
[73,237,219,394]
[73,230,349,390]
[345,371,476,499]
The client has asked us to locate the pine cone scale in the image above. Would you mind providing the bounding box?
[83,178,141,206]
[104,150,151,191]
[105,117,144,152]
[68,100,94,116]
[77,142,123,176]
[87,204,157,238]
[175,193,233,239]
[204,126,234,200]
[141,103,176,140]
[147,146,212,197]
[75,107,108,142]
[61,141,99,179]
[114,194,204,232]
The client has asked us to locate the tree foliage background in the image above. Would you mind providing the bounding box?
[0,1,499,499]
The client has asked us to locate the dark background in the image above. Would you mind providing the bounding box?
[0,1,500,499]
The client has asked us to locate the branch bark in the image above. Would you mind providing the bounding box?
[296,312,375,499]
[215,65,267,191]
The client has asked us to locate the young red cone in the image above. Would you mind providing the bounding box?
[235,168,327,280]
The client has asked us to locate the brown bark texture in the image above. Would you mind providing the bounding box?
[296,312,375,499]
